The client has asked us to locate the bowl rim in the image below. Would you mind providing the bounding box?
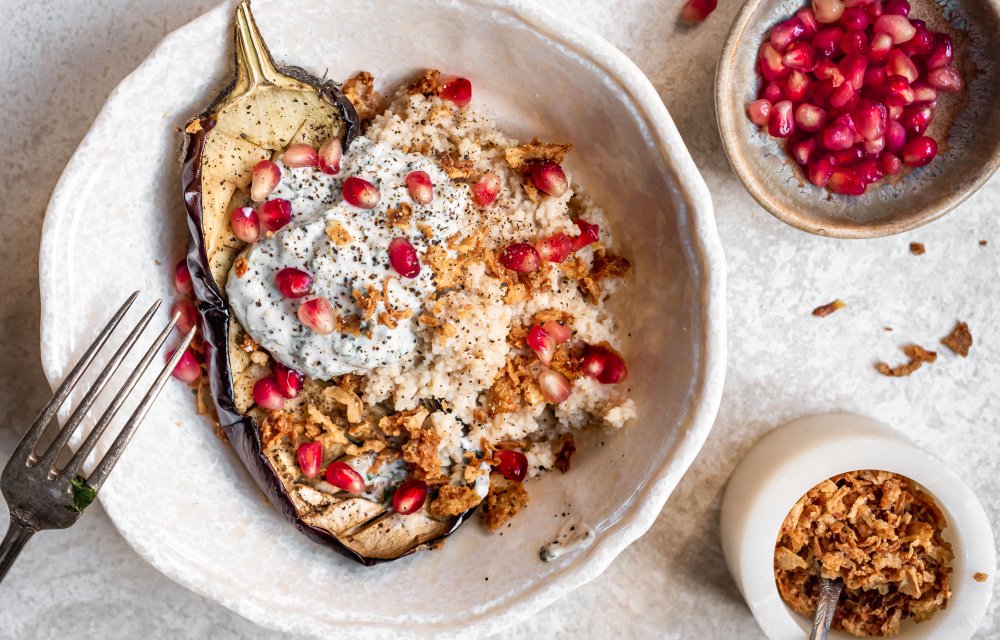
[37,0,728,636]
[715,0,1000,239]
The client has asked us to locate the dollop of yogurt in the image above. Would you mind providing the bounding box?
[226,137,471,379]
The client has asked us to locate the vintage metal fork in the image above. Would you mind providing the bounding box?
[0,292,196,585]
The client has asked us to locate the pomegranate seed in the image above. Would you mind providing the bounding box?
[887,50,918,83]
[253,377,285,411]
[273,364,304,399]
[174,259,192,295]
[749,99,772,126]
[499,242,541,273]
[388,237,421,278]
[297,441,323,478]
[909,18,926,27]
[771,17,807,51]
[795,103,827,132]
[854,158,884,184]
[854,99,888,141]
[526,325,556,365]
[251,160,281,202]
[833,145,865,166]
[925,34,953,70]
[299,446,327,478]
[911,81,938,104]
[839,54,868,89]
[880,152,902,175]
[325,461,366,495]
[884,0,909,15]
[814,60,845,86]
[573,220,601,250]
[535,233,575,263]
[597,350,628,384]
[405,170,434,204]
[840,6,869,31]
[813,0,846,24]
[393,479,428,515]
[900,105,934,136]
[762,82,784,103]
[172,299,198,333]
[495,449,529,482]
[902,135,937,167]
[297,297,335,335]
[808,154,837,187]
[783,42,816,71]
[868,32,893,63]
[829,81,858,110]
[885,120,907,153]
[927,66,963,93]
[812,27,846,59]
[828,169,867,194]
[318,138,343,175]
[888,104,903,120]
[581,348,607,378]
[259,198,292,232]
[342,176,381,209]
[471,172,501,207]
[796,8,820,35]
[866,0,883,21]
[283,143,319,168]
[532,161,569,197]
[275,267,313,299]
[167,348,201,383]
[784,70,812,102]
[759,42,790,81]
[439,78,472,107]
[680,0,717,22]
[539,368,573,403]
[230,206,261,243]
[901,24,935,56]
[840,29,869,56]
[885,75,915,107]
[821,122,855,150]
[542,321,573,344]
[791,137,817,165]
[768,100,796,138]
[874,14,915,44]
[863,136,885,155]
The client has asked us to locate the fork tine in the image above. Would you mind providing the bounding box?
[86,326,197,492]
[11,292,139,463]
[37,299,162,471]
[60,310,183,480]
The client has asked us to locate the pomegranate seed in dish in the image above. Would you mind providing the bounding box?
[393,479,428,515]
[597,350,628,384]
[542,321,573,344]
[759,42,790,81]
[342,176,381,209]
[253,377,286,410]
[275,267,314,299]
[471,172,501,207]
[388,237,421,278]
[783,42,816,70]
[167,347,201,383]
[771,17,808,51]
[273,364,304,399]
[318,138,343,175]
[854,99,888,140]
[748,99,772,126]
[538,368,572,403]
[535,233,575,263]
[251,160,281,202]
[259,198,292,232]
[899,105,934,136]
[813,0,846,24]
[680,0,717,22]
[297,441,323,478]
[174,259,193,295]
[526,325,556,365]
[926,66,963,93]
[812,28,846,59]
[573,219,600,250]
[840,6,869,31]
[499,243,541,273]
[531,161,569,197]
[405,170,434,204]
[808,155,837,187]
[873,14,915,44]
[884,0,909,15]
[797,8,820,35]
[495,449,529,482]
[768,100,796,138]
[283,143,319,168]
[784,70,812,103]
[880,152,903,175]
[828,169,867,195]
[925,34,954,69]
[791,138,817,165]
[325,461,366,495]
[231,206,261,243]
[902,136,937,167]
[172,299,198,334]
[297,297,335,335]
[581,349,607,378]
[762,82,785,103]
[438,78,472,107]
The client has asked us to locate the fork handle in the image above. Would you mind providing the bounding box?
[0,515,35,585]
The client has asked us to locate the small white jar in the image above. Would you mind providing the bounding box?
[720,413,996,640]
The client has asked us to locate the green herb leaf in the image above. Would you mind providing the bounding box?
[70,476,97,513]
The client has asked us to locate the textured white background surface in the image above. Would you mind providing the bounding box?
[1,0,997,638]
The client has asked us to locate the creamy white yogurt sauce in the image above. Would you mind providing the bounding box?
[539,519,595,562]
[227,137,472,379]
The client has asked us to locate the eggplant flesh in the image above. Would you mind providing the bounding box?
[181,1,470,564]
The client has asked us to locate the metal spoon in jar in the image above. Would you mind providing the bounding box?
[809,577,844,640]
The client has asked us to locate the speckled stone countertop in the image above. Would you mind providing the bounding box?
[2,0,997,638]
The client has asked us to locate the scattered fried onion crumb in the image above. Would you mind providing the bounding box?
[553,434,576,474]
[481,476,529,531]
[812,299,846,317]
[342,71,380,122]
[503,138,573,172]
[234,256,249,278]
[876,344,937,377]
[775,470,953,637]
[406,69,440,96]
[980,240,988,247]
[940,321,972,357]
[909,242,925,255]
[385,202,413,230]
[974,572,989,583]
[430,484,482,518]
[325,220,353,246]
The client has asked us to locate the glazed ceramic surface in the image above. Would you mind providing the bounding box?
[717,0,1000,238]
[36,0,725,637]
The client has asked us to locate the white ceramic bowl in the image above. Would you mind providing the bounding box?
[720,413,996,640]
[37,0,725,637]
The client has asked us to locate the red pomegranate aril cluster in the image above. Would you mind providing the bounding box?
[504,219,600,274]
[471,172,501,207]
[499,243,541,273]
[582,345,628,385]
[273,363,304,399]
[252,362,306,411]
[231,207,261,243]
[748,1,962,194]
[172,299,198,334]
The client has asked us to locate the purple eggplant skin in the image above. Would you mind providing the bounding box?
[178,37,475,563]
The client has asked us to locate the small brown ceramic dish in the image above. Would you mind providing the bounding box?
[717,0,1000,238]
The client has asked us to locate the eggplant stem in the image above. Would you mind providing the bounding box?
[234,0,280,92]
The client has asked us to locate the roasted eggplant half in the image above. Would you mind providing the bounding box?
[181,1,471,564]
